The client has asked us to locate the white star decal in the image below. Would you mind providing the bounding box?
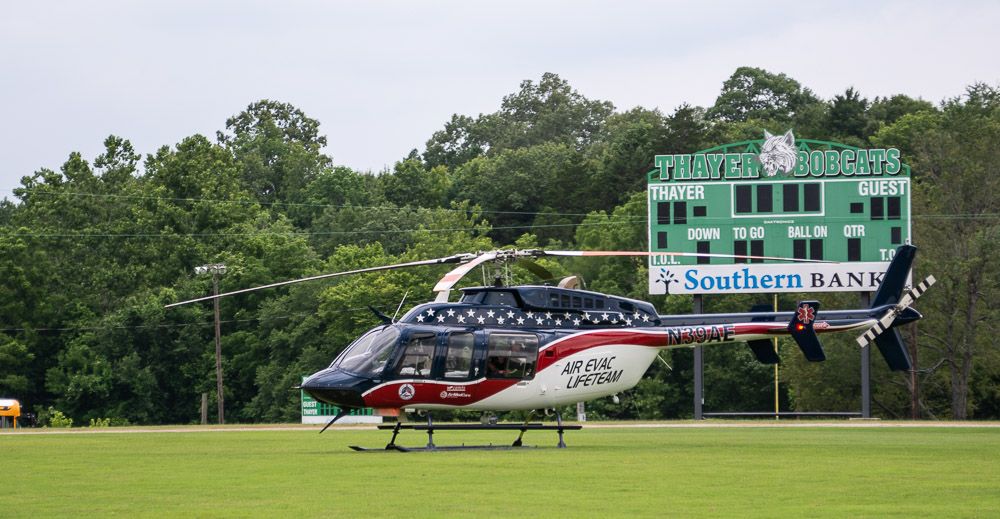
[437,315,445,322]
[641,314,650,322]
[426,308,435,316]
[573,318,581,326]
[447,309,456,317]
[535,317,545,325]
[517,317,525,325]
[497,317,506,324]
[477,316,485,324]
[601,313,609,321]
[416,315,425,322]
[487,310,495,318]
[467,309,476,317]
[457,315,466,323]
[584,313,592,321]
[564,312,572,320]
[625,318,633,325]
[526,312,534,319]
[555,319,562,326]
[545,312,552,319]
[618,312,625,320]
[507,310,515,318]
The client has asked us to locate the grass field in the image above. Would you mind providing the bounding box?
[3,423,999,518]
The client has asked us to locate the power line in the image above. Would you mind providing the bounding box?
[0,305,389,333]
[0,219,645,239]
[13,189,1000,221]
[14,189,603,218]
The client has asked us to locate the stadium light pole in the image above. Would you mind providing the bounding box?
[196,263,227,424]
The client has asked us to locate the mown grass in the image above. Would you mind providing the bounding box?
[3,424,999,518]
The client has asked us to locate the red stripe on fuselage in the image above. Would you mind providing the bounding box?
[534,323,784,372]
[363,323,789,409]
[362,379,520,408]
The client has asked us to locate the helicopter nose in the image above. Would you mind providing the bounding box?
[300,369,367,408]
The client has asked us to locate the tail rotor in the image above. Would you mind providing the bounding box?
[856,275,936,348]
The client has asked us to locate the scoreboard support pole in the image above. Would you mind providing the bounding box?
[861,292,872,418]
[693,294,704,420]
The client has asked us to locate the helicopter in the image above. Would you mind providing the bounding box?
[167,245,933,450]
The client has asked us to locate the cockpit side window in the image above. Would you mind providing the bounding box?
[395,332,436,378]
[486,332,539,380]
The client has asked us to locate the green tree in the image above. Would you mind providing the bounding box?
[449,142,590,244]
[571,192,647,295]
[663,104,713,153]
[423,114,491,170]
[827,87,870,142]
[289,166,380,230]
[218,100,331,204]
[587,108,671,207]
[904,84,1000,419]
[864,94,936,139]
[493,72,615,152]
[382,158,450,209]
[709,66,823,124]
[424,72,614,169]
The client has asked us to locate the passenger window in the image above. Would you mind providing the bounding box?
[486,333,539,380]
[443,332,475,380]
[396,332,435,378]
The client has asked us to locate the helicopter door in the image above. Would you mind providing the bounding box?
[486,332,539,380]
[394,332,436,379]
[438,332,477,381]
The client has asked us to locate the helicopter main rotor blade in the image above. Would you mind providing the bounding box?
[514,258,555,281]
[432,251,498,293]
[165,254,472,308]
[535,250,834,263]
[169,247,833,309]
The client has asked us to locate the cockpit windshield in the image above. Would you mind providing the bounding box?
[332,326,400,377]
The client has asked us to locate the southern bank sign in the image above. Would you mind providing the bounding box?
[652,261,896,296]
[647,130,911,295]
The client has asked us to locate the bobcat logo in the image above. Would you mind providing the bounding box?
[757,130,798,177]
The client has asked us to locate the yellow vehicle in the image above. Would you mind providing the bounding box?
[0,399,20,429]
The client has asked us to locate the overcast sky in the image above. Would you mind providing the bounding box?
[2,1,998,202]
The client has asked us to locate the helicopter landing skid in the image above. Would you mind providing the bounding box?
[348,413,582,452]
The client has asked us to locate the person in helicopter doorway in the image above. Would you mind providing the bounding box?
[507,339,526,377]
[488,355,505,377]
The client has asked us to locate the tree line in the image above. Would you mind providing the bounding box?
[1,67,997,425]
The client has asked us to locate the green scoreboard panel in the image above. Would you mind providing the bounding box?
[647,134,911,295]
[301,376,381,424]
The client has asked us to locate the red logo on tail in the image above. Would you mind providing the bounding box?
[797,305,815,324]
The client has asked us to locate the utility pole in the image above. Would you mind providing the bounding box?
[196,263,227,425]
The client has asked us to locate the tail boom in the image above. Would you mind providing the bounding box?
[651,246,926,371]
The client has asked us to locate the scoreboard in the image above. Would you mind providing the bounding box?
[647,135,911,295]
